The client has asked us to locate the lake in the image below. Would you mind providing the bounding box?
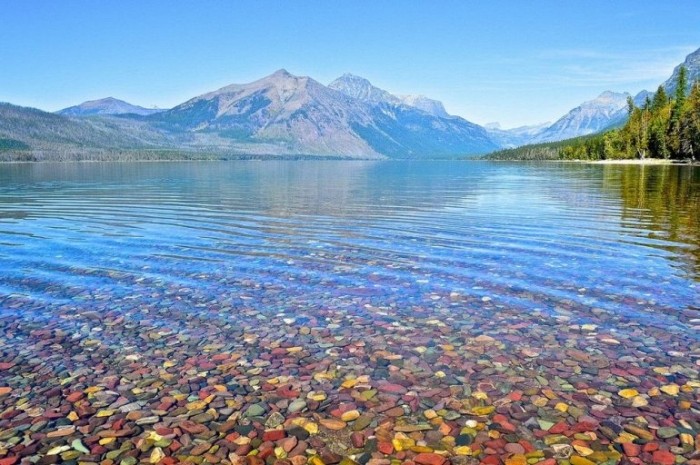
[0,161,698,463]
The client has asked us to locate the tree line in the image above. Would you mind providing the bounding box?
[560,66,699,161]
[484,67,700,162]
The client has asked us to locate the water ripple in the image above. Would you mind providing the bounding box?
[0,161,698,332]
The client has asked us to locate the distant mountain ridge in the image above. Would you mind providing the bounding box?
[2,70,497,158]
[146,69,497,157]
[2,45,699,160]
[58,97,164,117]
[528,91,630,143]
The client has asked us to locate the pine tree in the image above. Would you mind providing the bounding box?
[668,66,688,158]
[680,81,700,160]
[651,85,668,112]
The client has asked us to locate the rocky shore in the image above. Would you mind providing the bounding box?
[0,284,698,465]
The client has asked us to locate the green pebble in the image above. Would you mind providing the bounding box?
[537,419,555,431]
[71,439,90,454]
[657,427,680,438]
[120,457,137,465]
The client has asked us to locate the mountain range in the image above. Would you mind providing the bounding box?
[1,46,698,159]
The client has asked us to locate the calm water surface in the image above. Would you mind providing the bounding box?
[0,161,698,330]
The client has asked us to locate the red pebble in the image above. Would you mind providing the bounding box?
[652,450,675,465]
[351,432,365,448]
[262,430,286,442]
[277,385,300,399]
[623,442,641,457]
[519,440,535,453]
[0,457,18,465]
[549,422,569,434]
[644,443,660,452]
[91,445,108,455]
[378,383,407,394]
[413,453,446,465]
[378,441,394,455]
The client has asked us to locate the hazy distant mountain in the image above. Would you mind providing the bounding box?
[398,95,450,118]
[58,97,164,117]
[0,102,170,153]
[528,91,629,143]
[326,73,496,156]
[328,74,450,118]
[152,70,497,157]
[485,122,551,148]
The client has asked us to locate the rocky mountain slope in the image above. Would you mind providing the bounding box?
[149,70,497,157]
[528,91,630,143]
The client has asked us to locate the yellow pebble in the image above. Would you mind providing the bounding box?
[149,447,165,464]
[309,456,325,465]
[307,391,327,402]
[470,406,495,415]
[67,411,79,422]
[504,455,527,465]
[454,446,472,456]
[99,438,115,446]
[341,410,360,422]
[573,444,594,456]
[186,401,206,410]
[410,446,434,453]
[424,409,438,420]
[660,384,680,396]
[555,402,568,413]
[570,456,596,465]
[618,388,639,399]
[304,422,319,435]
[95,410,114,418]
[615,432,637,443]
[341,379,358,389]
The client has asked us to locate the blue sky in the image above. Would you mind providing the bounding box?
[1,1,699,128]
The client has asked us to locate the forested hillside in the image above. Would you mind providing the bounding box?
[485,67,700,161]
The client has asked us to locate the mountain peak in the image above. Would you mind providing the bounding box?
[57,97,163,117]
[271,68,293,78]
[328,74,400,105]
